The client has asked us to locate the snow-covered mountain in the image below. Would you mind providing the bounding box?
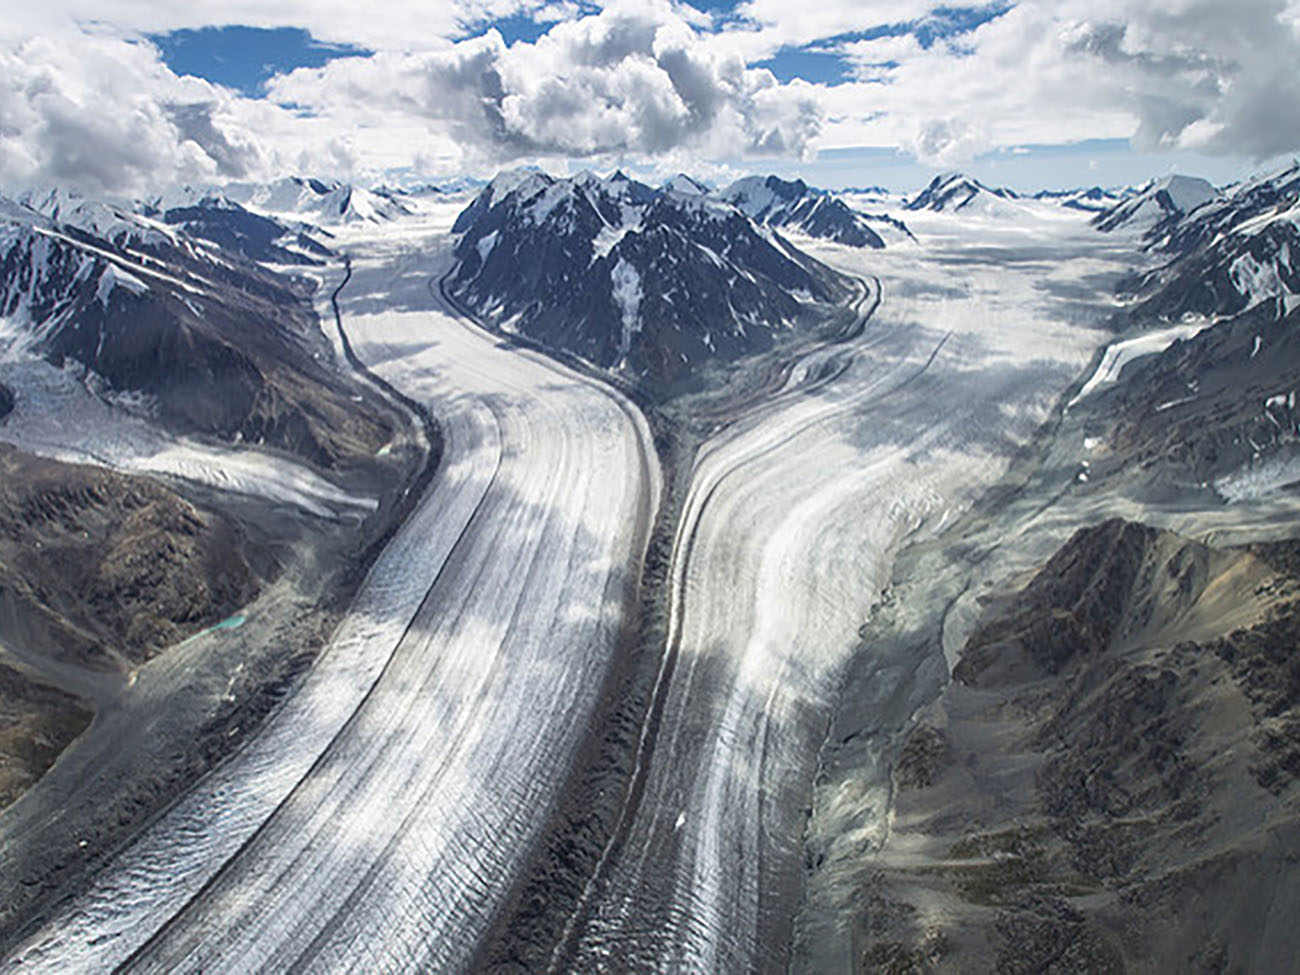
[1072,164,1300,509]
[721,175,907,248]
[389,177,485,198]
[1149,163,1300,254]
[1116,164,1300,322]
[1033,186,1126,214]
[661,173,711,197]
[25,183,339,268]
[446,170,857,389]
[147,195,335,267]
[905,173,1021,215]
[1092,174,1218,234]
[21,188,182,251]
[0,192,387,468]
[216,177,413,225]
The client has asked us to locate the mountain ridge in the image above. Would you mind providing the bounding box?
[446,169,861,391]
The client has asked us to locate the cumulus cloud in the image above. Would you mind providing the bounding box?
[267,2,823,166]
[0,2,827,194]
[830,0,1300,165]
[0,22,392,195]
[1,0,1299,194]
[905,118,989,168]
[2,0,547,55]
[0,29,269,194]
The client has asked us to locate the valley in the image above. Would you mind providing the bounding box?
[0,164,1296,974]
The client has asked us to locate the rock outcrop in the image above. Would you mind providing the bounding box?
[853,520,1300,973]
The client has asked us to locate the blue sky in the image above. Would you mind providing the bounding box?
[148,27,370,97]
[146,3,1013,102]
[3,1,1296,195]
[755,3,1014,86]
[137,8,1285,193]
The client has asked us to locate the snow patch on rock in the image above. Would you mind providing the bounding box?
[610,257,643,357]
[95,263,148,306]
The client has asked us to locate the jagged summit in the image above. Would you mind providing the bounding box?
[905,173,1019,213]
[1092,173,1218,233]
[723,174,913,248]
[1114,162,1300,322]
[446,169,857,389]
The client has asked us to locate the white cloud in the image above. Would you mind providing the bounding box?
[0,28,265,194]
[904,118,990,168]
[1,0,1299,194]
[267,2,822,168]
[727,0,938,58]
[828,0,1300,165]
[3,1,548,54]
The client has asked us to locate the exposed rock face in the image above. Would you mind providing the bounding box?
[155,200,334,266]
[1121,223,1300,325]
[0,444,258,673]
[446,170,857,391]
[1089,301,1300,500]
[955,520,1162,683]
[1110,164,1300,323]
[721,175,895,248]
[905,173,1019,213]
[854,520,1300,973]
[1146,165,1299,256]
[1204,538,1300,792]
[0,196,394,470]
[0,660,90,811]
[0,443,262,813]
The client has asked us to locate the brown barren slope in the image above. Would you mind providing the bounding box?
[0,442,259,810]
[861,519,1300,973]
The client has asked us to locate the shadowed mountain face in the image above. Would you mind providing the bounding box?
[1093,301,1300,498]
[721,175,893,248]
[153,200,334,267]
[905,173,1019,213]
[445,170,858,391]
[1113,167,1300,325]
[0,196,392,469]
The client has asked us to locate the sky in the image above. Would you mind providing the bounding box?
[2,0,1298,196]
